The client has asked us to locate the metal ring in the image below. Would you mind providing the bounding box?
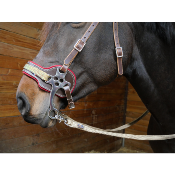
[64,119,70,126]
[48,110,60,120]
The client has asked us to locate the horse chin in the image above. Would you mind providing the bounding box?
[39,100,67,128]
[39,113,57,128]
[23,112,57,128]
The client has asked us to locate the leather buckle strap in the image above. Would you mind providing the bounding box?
[116,47,123,58]
[60,22,99,73]
[74,39,86,52]
[113,22,123,75]
[116,46,123,75]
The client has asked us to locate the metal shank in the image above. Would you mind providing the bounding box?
[46,68,71,119]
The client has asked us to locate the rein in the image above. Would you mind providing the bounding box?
[23,22,175,141]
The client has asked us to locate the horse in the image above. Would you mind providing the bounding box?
[16,22,175,153]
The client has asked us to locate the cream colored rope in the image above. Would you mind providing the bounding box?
[106,110,149,132]
[63,114,175,140]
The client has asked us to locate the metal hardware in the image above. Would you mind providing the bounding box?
[46,68,71,116]
[68,101,75,109]
[49,110,62,120]
[64,118,70,126]
[74,39,86,52]
[48,110,69,126]
[116,47,123,58]
[49,110,67,123]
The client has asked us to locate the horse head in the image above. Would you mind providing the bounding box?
[16,22,133,128]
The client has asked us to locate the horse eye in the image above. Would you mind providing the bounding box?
[71,22,86,28]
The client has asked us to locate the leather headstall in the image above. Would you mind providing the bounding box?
[22,22,123,120]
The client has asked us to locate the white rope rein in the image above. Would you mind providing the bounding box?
[59,111,175,140]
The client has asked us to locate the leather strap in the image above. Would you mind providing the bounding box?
[61,22,123,76]
[113,22,123,75]
[60,22,99,72]
[63,85,75,109]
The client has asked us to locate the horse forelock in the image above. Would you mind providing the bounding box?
[141,22,175,45]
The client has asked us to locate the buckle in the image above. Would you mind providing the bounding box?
[116,47,123,58]
[74,39,86,52]
[69,102,75,109]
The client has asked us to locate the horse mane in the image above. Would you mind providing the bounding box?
[141,22,175,45]
[40,22,61,45]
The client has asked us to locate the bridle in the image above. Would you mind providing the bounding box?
[23,22,123,120]
[23,22,175,141]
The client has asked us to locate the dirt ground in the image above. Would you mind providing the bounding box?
[114,147,145,153]
[86,147,145,153]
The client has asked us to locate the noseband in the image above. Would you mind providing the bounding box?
[23,22,123,120]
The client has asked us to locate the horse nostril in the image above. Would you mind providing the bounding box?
[17,98,23,109]
[16,93,30,116]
